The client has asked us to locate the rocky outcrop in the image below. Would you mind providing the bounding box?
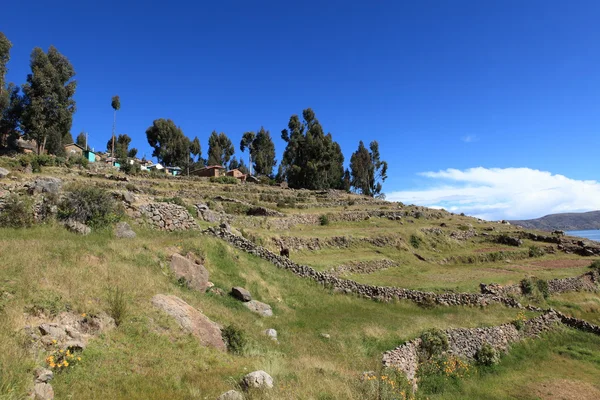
[139,203,199,231]
[62,220,91,235]
[170,253,210,292]
[206,226,522,309]
[151,294,225,350]
[27,177,63,195]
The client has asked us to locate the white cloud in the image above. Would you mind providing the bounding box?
[386,167,600,221]
[461,135,478,143]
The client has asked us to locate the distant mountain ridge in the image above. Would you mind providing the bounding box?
[509,210,600,231]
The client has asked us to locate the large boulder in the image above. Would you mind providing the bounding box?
[216,390,244,400]
[240,370,274,390]
[231,287,251,302]
[170,253,210,292]
[151,294,225,350]
[33,382,54,400]
[0,167,9,179]
[28,177,62,195]
[115,222,136,238]
[244,300,273,317]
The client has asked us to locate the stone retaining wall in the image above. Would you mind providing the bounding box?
[329,259,397,276]
[480,271,599,297]
[382,311,564,388]
[273,234,403,251]
[205,226,522,308]
[138,203,199,231]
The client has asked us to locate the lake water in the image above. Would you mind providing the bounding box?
[566,230,600,242]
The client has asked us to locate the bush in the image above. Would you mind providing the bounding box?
[410,234,422,249]
[520,277,549,299]
[319,214,330,226]
[520,278,534,295]
[0,195,35,228]
[357,368,414,400]
[512,310,527,331]
[221,325,247,354]
[120,161,140,175]
[66,155,89,169]
[210,176,238,184]
[420,328,449,358]
[476,343,499,366]
[58,185,123,228]
[528,246,544,258]
[590,260,600,272]
[106,287,128,327]
[536,279,549,299]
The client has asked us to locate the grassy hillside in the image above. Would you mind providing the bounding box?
[1,165,599,399]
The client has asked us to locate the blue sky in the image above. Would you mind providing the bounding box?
[3,1,600,219]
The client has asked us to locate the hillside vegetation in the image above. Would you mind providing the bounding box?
[510,210,600,231]
[1,165,600,399]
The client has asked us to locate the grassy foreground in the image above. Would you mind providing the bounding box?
[0,223,599,399]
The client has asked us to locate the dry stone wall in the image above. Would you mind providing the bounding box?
[138,203,199,231]
[480,271,599,297]
[205,226,522,308]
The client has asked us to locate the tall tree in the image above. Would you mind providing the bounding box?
[349,140,388,197]
[76,131,86,148]
[190,136,201,162]
[280,108,344,190]
[207,131,234,166]
[0,83,23,150]
[241,127,276,177]
[106,134,132,160]
[145,118,190,167]
[21,46,77,155]
[0,32,12,114]
[111,95,120,158]
[127,148,138,158]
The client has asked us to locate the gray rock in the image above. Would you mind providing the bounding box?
[123,192,136,204]
[115,222,136,238]
[320,333,331,339]
[264,328,277,340]
[241,370,274,390]
[38,324,67,340]
[62,340,86,351]
[244,300,273,317]
[151,294,225,350]
[29,177,62,195]
[170,253,210,292]
[34,368,53,383]
[216,390,244,400]
[33,382,54,400]
[0,167,9,178]
[63,220,91,235]
[231,287,252,302]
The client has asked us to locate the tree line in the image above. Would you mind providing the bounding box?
[0,32,387,197]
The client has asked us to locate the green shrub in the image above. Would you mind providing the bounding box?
[520,277,549,299]
[158,196,186,207]
[221,325,247,354]
[590,260,600,272]
[528,246,544,258]
[106,287,128,327]
[119,161,140,175]
[536,279,549,299]
[410,234,422,249]
[210,176,238,184]
[319,214,330,226]
[58,185,122,228]
[0,195,35,228]
[357,368,414,400]
[420,328,449,358]
[512,310,527,331]
[520,278,534,295]
[66,155,89,169]
[476,343,499,366]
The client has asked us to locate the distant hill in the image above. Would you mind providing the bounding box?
[509,210,600,231]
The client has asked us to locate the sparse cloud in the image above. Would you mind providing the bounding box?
[461,135,478,143]
[386,167,600,221]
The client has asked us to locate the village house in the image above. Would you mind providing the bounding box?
[191,165,226,177]
[226,168,247,183]
[64,143,96,162]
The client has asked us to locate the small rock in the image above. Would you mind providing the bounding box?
[264,329,278,340]
[216,390,244,400]
[0,167,10,178]
[38,324,66,340]
[34,368,53,383]
[170,253,210,292]
[209,287,226,296]
[62,340,86,351]
[63,220,91,235]
[320,333,331,339]
[244,300,273,317]
[122,192,136,204]
[33,382,54,400]
[241,370,274,390]
[231,287,252,302]
[115,221,136,238]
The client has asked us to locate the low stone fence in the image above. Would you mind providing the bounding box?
[205,226,522,308]
[382,311,564,388]
[273,234,403,251]
[329,259,397,276]
[138,203,199,231]
[480,271,599,297]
